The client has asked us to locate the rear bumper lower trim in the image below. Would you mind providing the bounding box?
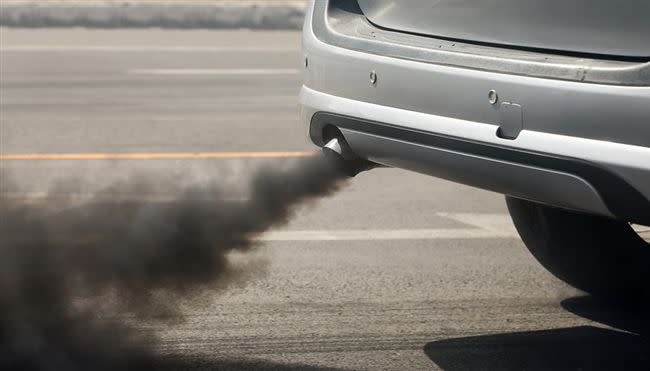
[308,110,650,225]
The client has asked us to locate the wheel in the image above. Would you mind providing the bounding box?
[505,196,650,302]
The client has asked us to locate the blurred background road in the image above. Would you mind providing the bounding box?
[1,28,648,370]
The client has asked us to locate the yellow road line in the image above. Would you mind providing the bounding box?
[0,151,315,161]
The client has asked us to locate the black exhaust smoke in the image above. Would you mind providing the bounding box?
[0,154,349,370]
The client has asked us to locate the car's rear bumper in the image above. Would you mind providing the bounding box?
[299,0,650,224]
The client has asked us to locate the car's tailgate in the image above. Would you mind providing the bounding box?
[357,0,650,58]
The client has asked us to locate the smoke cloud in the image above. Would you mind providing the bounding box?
[0,155,348,370]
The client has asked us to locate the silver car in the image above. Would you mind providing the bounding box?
[300,0,650,301]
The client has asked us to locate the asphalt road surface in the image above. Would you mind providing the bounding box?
[1,29,648,370]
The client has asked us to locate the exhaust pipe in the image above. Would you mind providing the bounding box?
[322,137,377,177]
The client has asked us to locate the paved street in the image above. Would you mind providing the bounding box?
[1,29,648,370]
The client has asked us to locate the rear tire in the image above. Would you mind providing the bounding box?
[505,196,650,303]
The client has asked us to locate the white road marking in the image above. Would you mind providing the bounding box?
[128,68,301,76]
[0,196,518,241]
[437,212,518,235]
[259,227,518,241]
[1,46,296,52]
[260,213,519,241]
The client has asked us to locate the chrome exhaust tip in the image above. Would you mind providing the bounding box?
[322,138,377,177]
